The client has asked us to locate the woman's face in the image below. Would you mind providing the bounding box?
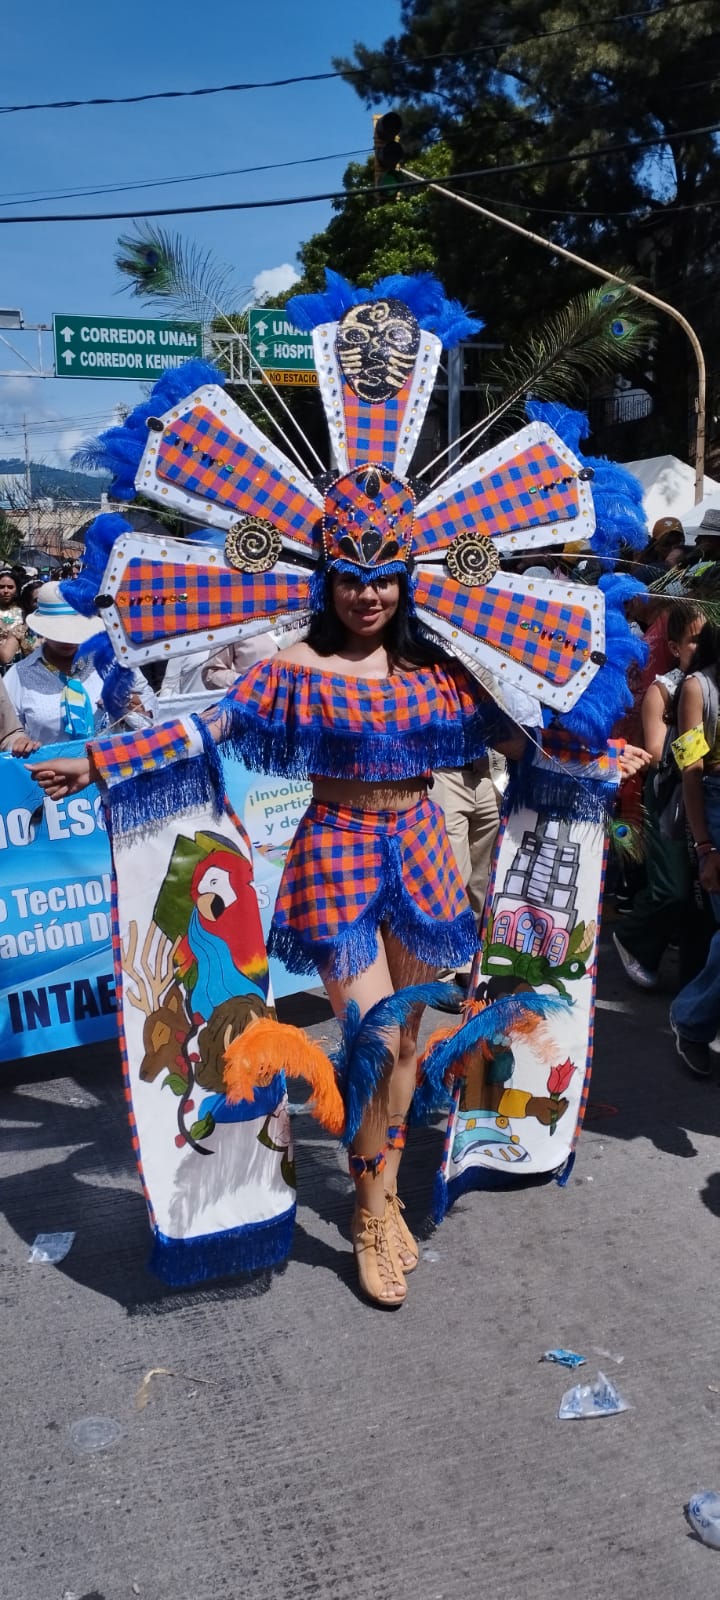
[0,574,17,605]
[330,573,400,639]
[672,614,705,673]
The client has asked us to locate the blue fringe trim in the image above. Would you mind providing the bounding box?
[554,572,648,747]
[60,513,132,616]
[326,557,410,584]
[105,755,222,834]
[269,893,477,983]
[504,745,620,822]
[308,568,327,612]
[442,1161,558,1211]
[555,1150,576,1187]
[148,1203,296,1286]
[80,360,224,500]
[192,713,227,811]
[432,1167,450,1224]
[420,993,572,1109]
[220,702,509,784]
[287,268,483,350]
[334,983,460,1145]
[525,399,647,551]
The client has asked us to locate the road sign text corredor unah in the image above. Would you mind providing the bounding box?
[52,314,203,381]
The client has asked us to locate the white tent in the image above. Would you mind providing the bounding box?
[682,489,720,538]
[621,454,720,531]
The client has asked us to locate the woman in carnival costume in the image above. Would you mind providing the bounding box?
[31,272,649,1308]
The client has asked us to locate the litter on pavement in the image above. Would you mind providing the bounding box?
[28,1231,75,1264]
[557,1371,629,1419]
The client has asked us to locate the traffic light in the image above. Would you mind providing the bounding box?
[373,112,403,193]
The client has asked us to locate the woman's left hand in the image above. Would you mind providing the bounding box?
[619,743,652,779]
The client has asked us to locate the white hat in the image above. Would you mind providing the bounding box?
[27,581,99,645]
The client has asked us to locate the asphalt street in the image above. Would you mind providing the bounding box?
[3,918,720,1600]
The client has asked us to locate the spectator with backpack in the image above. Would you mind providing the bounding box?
[669,620,720,1076]
[613,603,708,989]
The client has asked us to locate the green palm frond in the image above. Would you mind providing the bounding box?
[483,283,655,430]
[115,224,239,326]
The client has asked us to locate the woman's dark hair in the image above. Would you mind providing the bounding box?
[666,600,705,644]
[306,568,452,670]
[689,619,720,675]
[19,579,41,617]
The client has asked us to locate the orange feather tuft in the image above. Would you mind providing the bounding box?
[224,1017,345,1136]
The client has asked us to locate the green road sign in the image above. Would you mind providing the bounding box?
[247,309,317,386]
[53,314,203,381]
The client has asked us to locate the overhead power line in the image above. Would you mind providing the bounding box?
[0,120,716,225]
[0,147,371,209]
[0,0,712,115]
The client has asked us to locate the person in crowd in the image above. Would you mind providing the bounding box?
[641,515,686,577]
[0,567,26,672]
[668,621,720,1076]
[4,581,156,745]
[0,673,38,754]
[157,634,278,701]
[613,602,709,989]
[432,752,504,983]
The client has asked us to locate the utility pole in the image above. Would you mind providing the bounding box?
[22,415,34,540]
[447,346,463,466]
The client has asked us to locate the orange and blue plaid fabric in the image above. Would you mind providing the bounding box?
[414,571,593,687]
[269,795,478,979]
[155,407,320,552]
[220,657,511,779]
[113,557,312,646]
[414,441,581,555]
[341,372,415,468]
[537,729,623,780]
[92,719,194,785]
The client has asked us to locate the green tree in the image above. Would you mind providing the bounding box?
[295,0,719,460]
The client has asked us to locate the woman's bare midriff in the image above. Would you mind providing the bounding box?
[310,776,429,812]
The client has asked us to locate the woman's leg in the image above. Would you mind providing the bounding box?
[322,944,407,1304]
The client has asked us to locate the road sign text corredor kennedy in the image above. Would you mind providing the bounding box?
[247,309,317,386]
[53,314,203,381]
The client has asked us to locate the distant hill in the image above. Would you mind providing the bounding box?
[0,458,110,503]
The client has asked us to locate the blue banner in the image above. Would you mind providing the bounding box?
[0,744,313,1062]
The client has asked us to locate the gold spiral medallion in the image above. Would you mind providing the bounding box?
[446,532,500,587]
[225,518,282,573]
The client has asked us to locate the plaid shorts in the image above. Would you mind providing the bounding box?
[268,794,478,981]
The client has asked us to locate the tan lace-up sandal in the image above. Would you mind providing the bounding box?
[384,1120,419,1274]
[348,1149,407,1308]
[384,1189,419,1273]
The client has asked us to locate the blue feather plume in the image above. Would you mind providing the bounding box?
[100,663,136,721]
[287,268,482,350]
[335,982,461,1145]
[78,360,224,500]
[60,512,132,617]
[418,992,572,1114]
[525,399,647,551]
[556,571,648,745]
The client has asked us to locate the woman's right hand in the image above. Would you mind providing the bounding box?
[27,756,92,798]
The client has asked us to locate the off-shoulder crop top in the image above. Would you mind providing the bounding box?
[214,656,513,782]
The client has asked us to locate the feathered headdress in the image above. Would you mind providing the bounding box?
[63,269,646,735]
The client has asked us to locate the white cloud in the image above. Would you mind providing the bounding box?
[251,263,300,302]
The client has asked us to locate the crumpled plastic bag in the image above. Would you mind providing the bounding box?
[28,1231,75,1264]
[686,1491,720,1548]
[558,1370,629,1420]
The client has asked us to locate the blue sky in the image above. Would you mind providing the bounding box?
[0,0,398,467]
